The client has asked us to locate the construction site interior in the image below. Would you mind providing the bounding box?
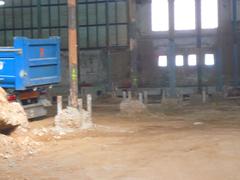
[0,0,240,179]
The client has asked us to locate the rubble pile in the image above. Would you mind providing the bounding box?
[54,107,93,132]
[120,99,147,115]
[0,88,28,132]
[0,134,42,159]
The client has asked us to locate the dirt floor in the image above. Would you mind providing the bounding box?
[0,99,240,180]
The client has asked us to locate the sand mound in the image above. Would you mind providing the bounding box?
[0,134,42,159]
[54,107,93,132]
[120,99,147,115]
[0,88,28,133]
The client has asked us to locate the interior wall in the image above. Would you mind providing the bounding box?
[0,0,237,93]
[136,0,233,89]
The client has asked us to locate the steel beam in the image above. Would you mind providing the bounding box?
[68,0,79,108]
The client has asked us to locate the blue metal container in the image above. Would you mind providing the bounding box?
[0,37,61,90]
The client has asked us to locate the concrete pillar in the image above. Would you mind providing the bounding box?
[216,48,223,91]
[138,93,143,103]
[68,0,79,108]
[232,0,239,87]
[57,96,62,115]
[87,94,92,116]
[143,91,148,104]
[162,89,167,101]
[202,89,207,103]
[123,91,127,100]
[128,0,138,90]
[128,91,132,100]
[196,0,203,94]
[168,0,176,98]
[78,98,83,110]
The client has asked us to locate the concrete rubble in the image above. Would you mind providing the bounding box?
[120,99,147,115]
[0,134,42,159]
[0,88,28,132]
[54,106,93,133]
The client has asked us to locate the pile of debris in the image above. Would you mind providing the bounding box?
[0,88,42,160]
[0,134,42,159]
[54,107,93,133]
[0,88,28,134]
[120,99,146,115]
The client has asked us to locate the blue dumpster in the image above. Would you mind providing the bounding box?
[0,37,61,90]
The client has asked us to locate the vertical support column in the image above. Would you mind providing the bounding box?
[143,91,148,104]
[123,91,127,100]
[202,88,207,103]
[168,0,176,98]
[138,93,143,103]
[78,98,83,110]
[107,50,113,91]
[196,0,203,93]
[105,1,112,91]
[57,96,63,115]
[37,0,42,38]
[128,91,132,100]
[128,0,138,90]
[68,0,79,108]
[232,0,239,86]
[162,89,167,101]
[87,94,92,117]
[216,48,223,91]
[216,0,224,91]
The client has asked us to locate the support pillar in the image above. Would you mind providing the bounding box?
[87,94,92,117]
[123,91,127,100]
[143,91,148,104]
[37,0,42,38]
[168,0,176,98]
[128,0,138,90]
[128,91,132,100]
[216,48,223,91]
[196,0,203,93]
[68,0,79,108]
[78,98,83,110]
[232,0,239,86]
[57,96,62,115]
[138,93,143,103]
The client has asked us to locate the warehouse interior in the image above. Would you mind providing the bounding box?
[0,0,240,179]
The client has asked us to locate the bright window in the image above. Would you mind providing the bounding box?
[152,0,169,31]
[174,0,195,30]
[158,56,168,67]
[204,54,215,65]
[201,0,218,29]
[175,55,184,66]
[188,54,197,66]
